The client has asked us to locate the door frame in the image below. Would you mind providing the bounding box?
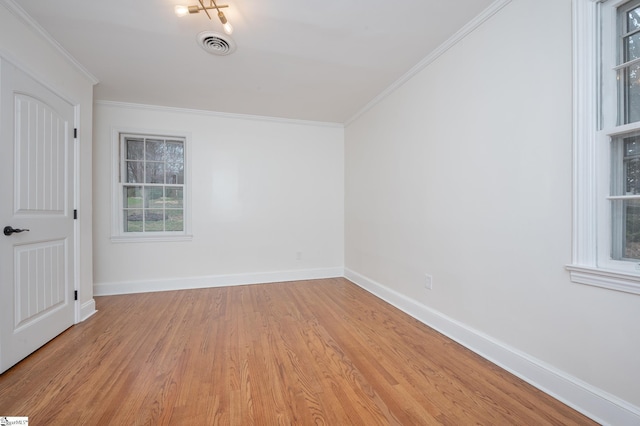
[73,105,80,323]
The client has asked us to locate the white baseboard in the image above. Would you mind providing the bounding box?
[93,267,344,296]
[344,268,640,426]
[79,298,97,322]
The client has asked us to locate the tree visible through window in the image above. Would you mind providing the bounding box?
[121,134,185,233]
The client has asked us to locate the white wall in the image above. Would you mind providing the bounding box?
[93,103,344,293]
[345,0,640,419]
[0,3,95,320]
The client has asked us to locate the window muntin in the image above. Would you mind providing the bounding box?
[120,134,185,234]
[618,1,640,125]
[603,1,640,268]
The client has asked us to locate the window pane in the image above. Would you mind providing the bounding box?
[165,209,184,231]
[124,186,143,208]
[126,161,143,183]
[625,199,640,259]
[145,162,165,183]
[626,146,640,195]
[165,186,183,208]
[624,32,640,61]
[166,163,184,184]
[166,141,184,163]
[145,187,164,208]
[126,138,144,160]
[144,210,165,232]
[625,158,640,194]
[625,136,640,156]
[628,6,640,32]
[145,139,165,161]
[124,209,143,232]
[613,199,640,260]
[167,141,184,184]
[616,135,640,195]
[621,63,640,123]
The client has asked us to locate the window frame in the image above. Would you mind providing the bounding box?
[110,128,192,242]
[569,0,640,294]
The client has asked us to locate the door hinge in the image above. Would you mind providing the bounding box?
[74,128,78,138]
[74,209,78,220]
[74,290,78,301]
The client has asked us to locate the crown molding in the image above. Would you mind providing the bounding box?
[95,100,345,129]
[345,0,512,126]
[1,0,99,85]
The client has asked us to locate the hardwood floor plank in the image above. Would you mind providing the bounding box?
[0,278,596,425]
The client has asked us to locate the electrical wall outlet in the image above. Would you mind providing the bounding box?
[425,274,433,290]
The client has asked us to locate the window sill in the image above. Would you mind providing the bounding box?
[566,265,640,295]
[111,234,193,243]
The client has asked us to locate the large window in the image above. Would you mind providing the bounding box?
[570,0,640,294]
[609,1,640,264]
[112,132,191,241]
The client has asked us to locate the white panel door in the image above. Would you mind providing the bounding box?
[0,60,76,374]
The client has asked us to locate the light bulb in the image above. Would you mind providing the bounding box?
[174,5,189,17]
[218,11,233,35]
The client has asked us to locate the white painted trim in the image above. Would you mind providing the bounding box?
[344,268,640,426]
[572,0,599,267]
[345,0,512,126]
[79,299,97,322]
[95,100,344,129]
[109,235,194,243]
[0,0,99,85]
[566,265,640,295]
[569,0,640,294]
[93,267,344,296]
[73,104,81,325]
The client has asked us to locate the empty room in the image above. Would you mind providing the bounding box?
[0,0,638,424]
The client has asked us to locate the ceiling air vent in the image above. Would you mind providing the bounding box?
[197,31,236,56]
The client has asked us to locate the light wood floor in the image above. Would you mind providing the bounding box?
[0,278,595,425]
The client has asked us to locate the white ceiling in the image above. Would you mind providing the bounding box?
[14,0,495,123]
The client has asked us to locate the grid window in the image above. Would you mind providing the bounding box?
[119,134,186,234]
[609,2,640,263]
[570,0,640,294]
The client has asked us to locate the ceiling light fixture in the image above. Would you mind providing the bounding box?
[175,0,234,35]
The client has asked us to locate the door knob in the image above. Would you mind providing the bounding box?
[3,226,30,236]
